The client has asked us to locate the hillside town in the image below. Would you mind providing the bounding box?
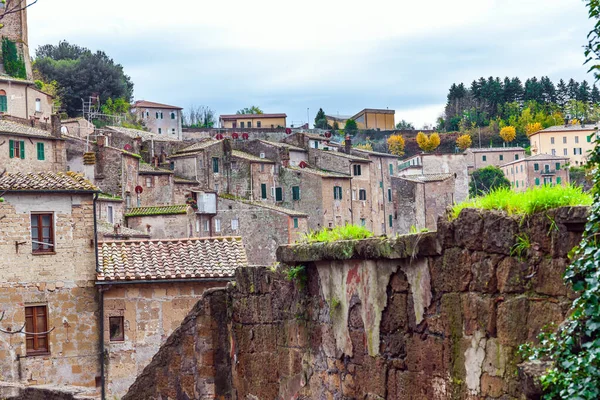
[2,1,600,400]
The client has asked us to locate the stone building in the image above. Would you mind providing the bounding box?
[500,154,570,191]
[0,0,34,80]
[529,123,598,166]
[96,193,125,226]
[0,119,65,174]
[465,146,526,172]
[97,236,245,398]
[0,171,101,396]
[0,78,54,122]
[219,113,287,129]
[392,173,455,233]
[137,162,174,207]
[125,205,194,239]
[325,108,395,130]
[130,100,183,139]
[60,117,95,138]
[234,139,308,167]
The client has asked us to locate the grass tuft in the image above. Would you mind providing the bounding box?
[298,224,374,243]
[450,185,592,220]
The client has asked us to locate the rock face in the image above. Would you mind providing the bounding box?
[123,206,588,400]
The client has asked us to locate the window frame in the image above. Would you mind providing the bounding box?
[215,219,221,232]
[292,186,301,201]
[25,305,50,355]
[353,164,361,176]
[333,186,343,200]
[275,187,283,202]
[260,183,267,199]
[293,217,298,228]
[212,157,219,173]
[109,316,125,342]
[145,176,153,188]
[31,213,54,254]
[359,189,367,201]
[231,218,239,230]
[107,205,114,224]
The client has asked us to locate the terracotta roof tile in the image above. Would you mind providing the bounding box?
[232,150,274,163]
[0,171,100,192]
[132,100,183,110]
[220,113,286,119]
[105,126,181,142]
[97,237,246,282]
[125,204,189,217]
[256,139,307,152]
[139,163,173,174]
[287,165,351,178]
[0,119,56,139]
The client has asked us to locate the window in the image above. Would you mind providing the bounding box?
[257,121,262,128]
[109,316,125,342]
[0,89,7,112]
[563,136,567,144]
[564,148,568,156]
[156,112,159,119]
[535,177,540,186]
[231,218,239,230]
[293,218,298,228]
[575,136,579,144]
[360,218,366,226]
[353,165,361,176]
[215,219,221,232]
[551,149,556,156]
[170,112,176,120]
[389,164,394,175]
[9,140,25,159]
[145,176,153,188]
[214,183,219,191]
[248,121,252,128]
[203,219,210,231]
[240,122,245,128]
[261,184,267,199]
[515,154,519,160]
[171,128,176,135]
[520,165,523,173]
[359,189,367,201]
[292,186,300,201]
[31,213,54,253]
[158,128,162,134]
[379,181,383,188]
[126,193,131,208]
[389,215,393,227]
[35,98,41,113]
[534,163,539,171]
[516,181,519,188]
[557,177,562,184]
[499,155,503,161]
[212,157,219,173]
[544,177,553,185]
[551,137,555,145]
[25,305,49,354]
[160,112,164,119]
[36,143,45,161]
[275,187,283,202]
[312,141,318,149]
[107,205,114,224]
[388,188,392,202]
[588,135,592,143]
[333,186,343,200]
[574,148,583,155]
[556,163,561,170]
[352,190,356,200]
[482,155,487,162]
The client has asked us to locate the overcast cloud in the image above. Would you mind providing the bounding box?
[28,0,594,128]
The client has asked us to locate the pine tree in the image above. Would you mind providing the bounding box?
[314,108,328,129]
[557,79,568,107]
[591,84,600,104]
[567,79,580,101]
[578,80,591,103]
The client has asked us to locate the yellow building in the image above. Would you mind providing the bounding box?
[219,113,287,129]
[529,123,597,166]
[325,108,395,130]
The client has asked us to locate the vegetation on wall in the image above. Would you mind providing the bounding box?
[2,37,26,79]
[298,224,373,244]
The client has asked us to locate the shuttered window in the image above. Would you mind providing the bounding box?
[0,95,7,112]
[333,186,342,200]
[275,187,283,202]
[293,218,299,228]
[25,305,49,355]
[388,188,392,202]
[9,140,25,159]
[261,184,267,199]
[292,186,300,201]
[37,143,45,160]
[212,157,219,173]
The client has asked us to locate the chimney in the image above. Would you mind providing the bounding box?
[344,135,352,154]
[280,147,290,167]
[153,155,159,168]
[50,114,61,138]
[97,135,107,147]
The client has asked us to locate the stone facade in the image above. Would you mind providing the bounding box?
[126,209,195,239]
[465,147,526,171]
[0,1,33,79]
[0,133,65,174]
[0,193,99,393]
[94,140,141,203]
[122,206,587,400]
[137,171,174,207]
[0,81,53,121]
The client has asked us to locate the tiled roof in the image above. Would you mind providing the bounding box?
[287,165,351,178]
[232,150,274,163]
[139,163,173,175]
[105,126,180,142]
[175,140,218,154]
[0,119,56,139]
[97,237,246,282]
[174,176,198,184]
[500,153,570,167]
[220,113,287,119]
[352,148,400,158]
[318,149,371,162]
[0,171,100,192]
[132,100,183,110]
[97,193,123,202]
[467,147,525,153]
[398,173,454,183]
[97,221,149,238]
[219,195,308,217]
[536,124,599,133]
[256,139,307,152]
[125,205,189,217]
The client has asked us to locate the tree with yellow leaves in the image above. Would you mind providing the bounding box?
[525,122,543,136]
[416,132,441,152]
[354,143,373,151]
[499,126,516,143]
[456,134,472,151]
[386,134,405,156]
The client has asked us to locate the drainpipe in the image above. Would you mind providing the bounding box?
[380,158,386,235]
[93,192,106,400]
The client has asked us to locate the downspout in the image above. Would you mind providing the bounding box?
[349,176,354,225]
[380,158,386,235]
[93,192,106,400]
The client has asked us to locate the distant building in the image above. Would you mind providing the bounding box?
[325,108,395,130]
[500,154,570,192]
[465,147,526,172]
[131,100,183,139]
[529,123,597,166]
[219,113,287,129]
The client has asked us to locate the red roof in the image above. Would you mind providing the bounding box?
[132,100,182,110]
[220,113,287,120]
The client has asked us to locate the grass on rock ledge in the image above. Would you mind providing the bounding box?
[451,184,592,220]
[298,224,373,244]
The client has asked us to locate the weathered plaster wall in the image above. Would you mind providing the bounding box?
[0,134,65,174]
[125,212,194,239]
[137,173,173,206]
[122,206,587,400]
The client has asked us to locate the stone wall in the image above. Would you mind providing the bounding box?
[0,134,65,174]
[123,206,587,399]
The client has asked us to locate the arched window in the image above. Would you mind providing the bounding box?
[170,112,175,120]
[0,90,7,113]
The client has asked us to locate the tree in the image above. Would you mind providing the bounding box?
[182,105,216,128]
[344,119,358,134]
[314,108,328,129]
[395,119,415,130]
[354,143,373,151]
[469,166,510,197]
[236,106,263,115]
[332,121,339,131]
[101,97,129,115]
[525,122,543,136]
[499,126,516,143]
[456,134,472,151]
[34,41,134,117]
[416,132,441,152]
[386,134,405,156]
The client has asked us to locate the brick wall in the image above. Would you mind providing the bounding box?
[0,134,65,173]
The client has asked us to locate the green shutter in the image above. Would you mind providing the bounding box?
[555,163,560,170]
[37,143,45,160]
[275,187,283,202]
[261,184,267,199]
[292,186,300,201]
[389,164,393,175]
[0,95,7,112]
[212,158,219,173]
[534,163,539,171]
[379,181,383,188]
[557,177,562,184]
[388,188,392,202]
[293,218,298,228]
[389,215,393,227]
[535,178,540,186]
[588,135,592,143]
[20,141,25,159]
[9,139,14,158]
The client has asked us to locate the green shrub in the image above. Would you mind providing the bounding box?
[298,224,373,243]
[2,38,26,79]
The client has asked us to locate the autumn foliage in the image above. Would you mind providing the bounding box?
[499,126,516,143]
[525,122,543,137]
[386,134,406,156]
[456,134,472,151]
[416,132,441,152]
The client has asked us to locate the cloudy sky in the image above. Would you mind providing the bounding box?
[28,0,594,128]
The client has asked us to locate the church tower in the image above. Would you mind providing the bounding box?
[0,0,33,80]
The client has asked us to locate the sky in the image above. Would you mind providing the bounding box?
[27,0,595,128]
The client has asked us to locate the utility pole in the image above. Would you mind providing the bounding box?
[307,108,309,129]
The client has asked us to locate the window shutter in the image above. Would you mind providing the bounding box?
[557,177,562,184]
[37,143,45,160]
[389,164,393,175]
[275,187,283,202]
[535,178,540,186]
[0,95,7,112]
[292,186,300,201]
[261,184,267,199]
[555,163,560,170]
[20,141,25,159]
[9,139,13,158]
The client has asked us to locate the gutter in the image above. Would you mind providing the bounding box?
[95,277,233,286]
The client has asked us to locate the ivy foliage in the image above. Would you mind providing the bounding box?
[2,38,26,79]
[523,135,600,398]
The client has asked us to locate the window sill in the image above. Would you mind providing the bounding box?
[24,351,51,358]
[32,251,56,256]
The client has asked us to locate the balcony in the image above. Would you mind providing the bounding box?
[540,169,557,176]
